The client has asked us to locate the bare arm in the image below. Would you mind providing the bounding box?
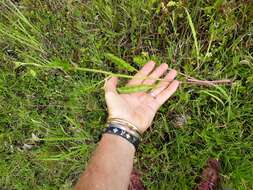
[75,134,135,190]
[75,61,179,190]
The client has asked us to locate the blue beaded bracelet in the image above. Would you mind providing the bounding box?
[104,124,140,149]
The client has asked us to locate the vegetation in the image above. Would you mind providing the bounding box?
[0,0,252,189]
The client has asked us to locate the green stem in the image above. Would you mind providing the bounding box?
[15,62,164,81]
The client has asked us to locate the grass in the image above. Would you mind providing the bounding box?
[0,0,253,189]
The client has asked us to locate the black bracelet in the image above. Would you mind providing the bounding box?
[104,124,140,149]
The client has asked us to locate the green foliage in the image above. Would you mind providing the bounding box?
[184,8,200,61]
[48,58,71,71]
[117,84,154,94]
[104,53,137,72]
[0,0,253,189]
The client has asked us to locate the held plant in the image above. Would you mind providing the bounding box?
[0,0,252,189]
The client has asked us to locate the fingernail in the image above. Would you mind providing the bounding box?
[161,63,168,68]
[148,60,156,65]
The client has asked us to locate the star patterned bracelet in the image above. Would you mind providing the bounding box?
[104,124,141,149]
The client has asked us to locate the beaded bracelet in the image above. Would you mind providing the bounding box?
[107,117,142,136]
[111,124,141,139]
[104,124,140,149]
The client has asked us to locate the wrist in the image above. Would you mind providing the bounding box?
[107,117,143,136]
[104,122,142,150]
[102,133,136,152]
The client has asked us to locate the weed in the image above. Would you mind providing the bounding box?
[0,0,253,189]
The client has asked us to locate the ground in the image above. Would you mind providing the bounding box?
[0,0,253,189]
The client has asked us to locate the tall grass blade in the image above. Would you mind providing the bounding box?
[185,8,200,60]
[3,0,39,33]
[105,53,137,72]
[200,90,225,106]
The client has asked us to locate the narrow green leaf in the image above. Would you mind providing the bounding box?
[200,90,225,106]
[105,53,137,72]
[29,69,37,77]
[185,8,200,59]
[133,55,147,66]
[117,84,154,94]
[48,58,71,71]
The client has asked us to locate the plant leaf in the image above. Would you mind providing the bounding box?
[105,53,137,72]
[200,90,225,106]
[133,55,147,66]
[185,8,200,59]
[117,84,154,94]
[48,58,71,71]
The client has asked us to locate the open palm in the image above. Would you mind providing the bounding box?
[105,61,179,133]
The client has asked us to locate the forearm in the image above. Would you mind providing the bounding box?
[75,62,179,189]
[75,134,135,190]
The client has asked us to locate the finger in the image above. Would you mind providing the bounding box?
[142,63,168,85]
[149,69,177,97]
[154,80,179,109]
[104,76,118,93]
[127,61,155,86]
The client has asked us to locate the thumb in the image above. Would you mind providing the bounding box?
[104,76,118,93]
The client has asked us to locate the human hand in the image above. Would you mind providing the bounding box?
[104,61,179,133]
